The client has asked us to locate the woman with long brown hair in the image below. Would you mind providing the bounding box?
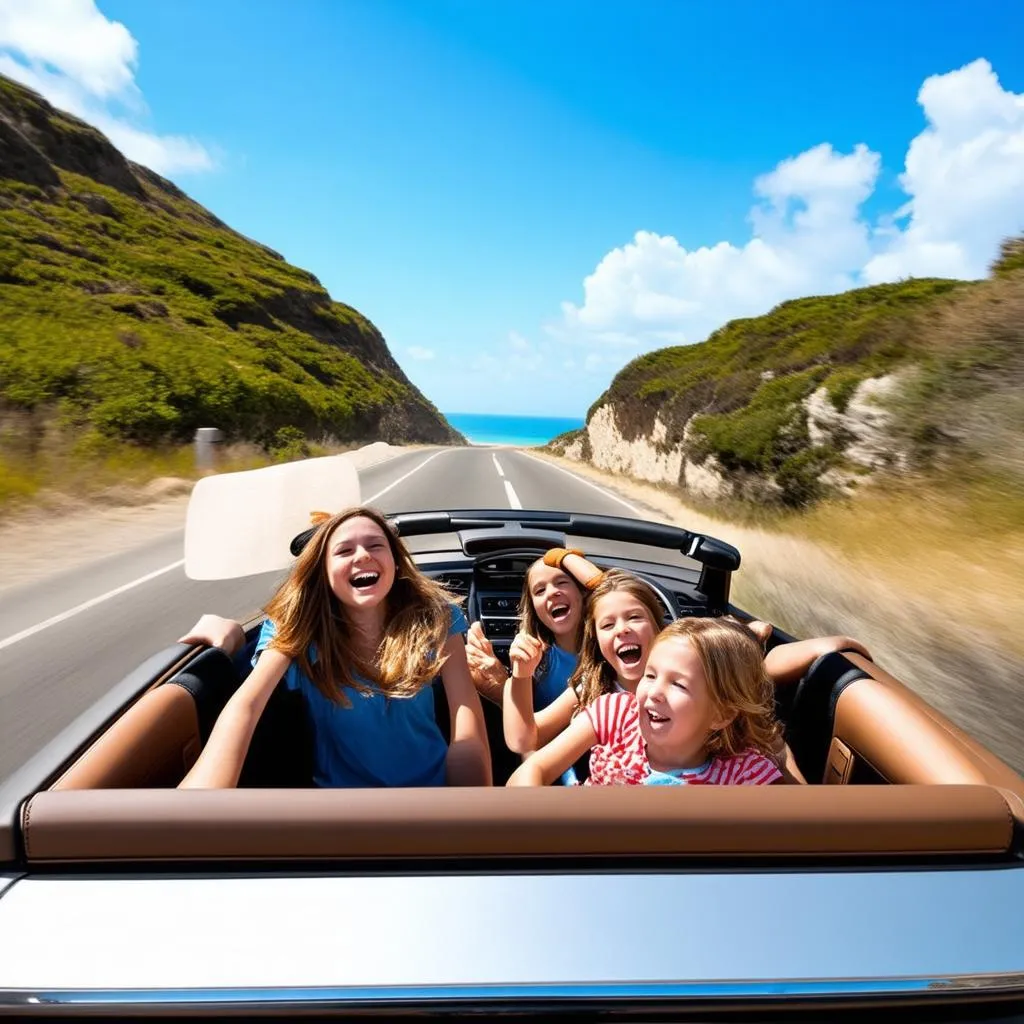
[180,507,491,789]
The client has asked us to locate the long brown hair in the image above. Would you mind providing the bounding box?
[569,569,664,710]
[263,506,460,705]
[652,617,780,759]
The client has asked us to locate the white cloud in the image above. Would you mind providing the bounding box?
[558,59,1024,355]
[406,345,436,361]
[863,59,1024,282]
[0,0,213,174]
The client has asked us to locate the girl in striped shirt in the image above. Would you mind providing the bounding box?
[508,616,785,787]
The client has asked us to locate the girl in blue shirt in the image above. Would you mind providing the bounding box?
[466,548,603,771]
[180,507,491,789]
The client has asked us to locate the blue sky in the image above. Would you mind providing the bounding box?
[2,1,1023,417]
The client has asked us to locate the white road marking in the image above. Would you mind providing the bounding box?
[364,450,447,504]
[522,452,644,515]
[0,560,185,651]
[504,480,522,510]
[492,454,505,477]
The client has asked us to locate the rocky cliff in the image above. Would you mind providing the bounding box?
[552,245,1024,507]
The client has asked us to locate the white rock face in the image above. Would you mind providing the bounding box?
[586,405,683,484]
[683,457,733,499]
[561,436,585,461]
[803,374,907,471]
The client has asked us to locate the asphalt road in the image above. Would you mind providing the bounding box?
[0,447,665,783]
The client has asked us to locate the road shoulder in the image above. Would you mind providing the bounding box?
[0,443,418,595]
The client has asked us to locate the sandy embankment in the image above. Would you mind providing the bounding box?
[3,441,1021,773]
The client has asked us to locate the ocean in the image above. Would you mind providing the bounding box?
[444,412,585,448]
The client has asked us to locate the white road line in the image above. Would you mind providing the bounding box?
[363,450,447,504]
[504,479,522,510]
[0,560,185,652]
[522,452,644,515]
[492,454,505,477]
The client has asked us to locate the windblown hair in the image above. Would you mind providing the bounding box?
[569,569,664,711]
[517,557,586,683]
[653,617,781,759]
[263,506,460,705]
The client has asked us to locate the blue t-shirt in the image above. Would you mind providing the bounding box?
[643,761,712,786]
[253,603,467,789]
[533,645,578,711]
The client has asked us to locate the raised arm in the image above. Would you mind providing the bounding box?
[178,647,291,788]
[502,630,547,752]
[507,711,597,787]
[440,634,493,786]
[465,621,507,705]
[546,548,603,590]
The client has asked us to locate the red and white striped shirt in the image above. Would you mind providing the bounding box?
[583,691,781,787]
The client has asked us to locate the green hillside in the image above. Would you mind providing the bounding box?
[0,74,461,484]
[568,239,1024,507]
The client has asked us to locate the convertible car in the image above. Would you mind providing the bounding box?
[0,455,1022,1021]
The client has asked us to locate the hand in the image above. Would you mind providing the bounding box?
[179,614,245,656]
[509,631,546,681]
[465,621,505,689]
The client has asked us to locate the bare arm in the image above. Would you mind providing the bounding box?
[441,634,493,787]
[179,614,245,656]
[501,631,545,753]
[503,680,578,754]
[178,648,290,788]
[549,549,603,590]
[507,711,598,787]
[765,635,872,687]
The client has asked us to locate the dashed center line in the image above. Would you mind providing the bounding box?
[503,479,522,510]
[492,454,505,477]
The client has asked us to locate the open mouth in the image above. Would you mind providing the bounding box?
[350,571,380,590]
[616,643,642,666]
[645,707,669,724]
[549,602,571,622]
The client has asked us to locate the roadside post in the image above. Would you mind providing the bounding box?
[194,427,223,474]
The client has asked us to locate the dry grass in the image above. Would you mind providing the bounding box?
[0,434,371,514]
[528,450,1024,776]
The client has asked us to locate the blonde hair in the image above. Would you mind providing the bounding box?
[263,506,460,704]
[652,617,780,759]
[569,569,664,710]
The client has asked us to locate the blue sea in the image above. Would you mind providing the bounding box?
[445,412,585,447]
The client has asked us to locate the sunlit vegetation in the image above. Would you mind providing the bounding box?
[0,73,458,508]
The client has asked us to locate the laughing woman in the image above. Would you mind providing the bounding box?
[179,506,491,789]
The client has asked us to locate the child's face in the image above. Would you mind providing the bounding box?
[592,590,657,690]
[637,636,733,765]
[326,516,396,611]
[527,563,583,640]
